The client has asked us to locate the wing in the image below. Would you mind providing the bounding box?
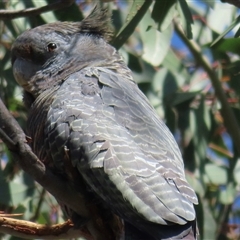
[45,67,198,227]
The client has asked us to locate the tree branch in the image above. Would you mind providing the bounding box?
[0,0,75,20]
[174,22,240,155]
[0,215,92,240]
[221,0,240,8]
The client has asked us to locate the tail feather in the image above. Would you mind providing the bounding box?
[125,220,198,240]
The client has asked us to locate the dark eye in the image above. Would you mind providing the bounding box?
[47,43,57,52]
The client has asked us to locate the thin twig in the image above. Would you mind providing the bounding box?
[0,0,75,20]
[30,188,46,222]
[174,21,240,157]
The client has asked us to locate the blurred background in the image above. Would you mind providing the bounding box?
[1,0,240,239]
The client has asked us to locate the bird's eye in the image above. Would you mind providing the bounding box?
[47,43,57,52]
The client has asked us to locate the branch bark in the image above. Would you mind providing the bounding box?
[221,0,240,8]
[0,0,74,20]
[0,215,92,240]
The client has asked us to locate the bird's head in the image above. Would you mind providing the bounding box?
[11,6,114,98]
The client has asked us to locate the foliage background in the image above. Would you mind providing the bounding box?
[1,0,240,239]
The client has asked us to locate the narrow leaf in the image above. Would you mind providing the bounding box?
[112,0,153,49]
[177,0,193,39]
[151,0,176,31]
[212,38,240,54]
[211,15,240,47]
[139,10,173,66]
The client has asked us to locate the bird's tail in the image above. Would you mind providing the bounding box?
[124,220,198,240]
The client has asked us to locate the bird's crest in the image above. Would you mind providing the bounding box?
[80,5,113,42]
[33,5,113,42]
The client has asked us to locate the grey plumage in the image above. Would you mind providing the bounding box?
[11,6,198,240]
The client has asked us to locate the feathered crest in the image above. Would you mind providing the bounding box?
[31,5,113,42]
[79,5,113,42]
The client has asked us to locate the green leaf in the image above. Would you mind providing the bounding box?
[194,196,204,238]
[234,26,240,37]
[171,91,200,106]
[190,96,210,166]
[132,59,156,84]
[4,1,30,38]
[46,0,83,22]
[234,159,240,185]
[0,167,11,206]
[212,38,240,54]
[13,202,28,215]
[0,170,35,207]
[186,172,205,197]
[211,15,240,47]
[128,53,143,73]
[177,0,193,39]
[203,199,217,240]
[227,61,240,96]
[205,164,228,185]
[152,68,178,99]
[139,10,173,66]
[219,183,236,204]
[151,0,176,31]
[23,0,46,27]
[162,48,190,80]
[112,0,153,49]
[32,0,57,23]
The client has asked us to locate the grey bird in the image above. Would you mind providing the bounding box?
[11,6,198,240]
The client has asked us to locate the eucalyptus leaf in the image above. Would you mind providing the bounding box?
[112,0,153,49]
[205,164,227,185]
[32,0,57,23]
[203,199,217,239]
[212,38,240,54]
[186,172,205,197]
[177,0,193,39]
[139,16,173,66]
[211,15,240,47]
[190,97,209,166]
[171,91,200,106]
[234,159,240,185]
[162,48,190,80]
[151,0,176,31]
[219,183,236,204]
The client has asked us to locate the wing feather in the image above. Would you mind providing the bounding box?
[45,68,198,228]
